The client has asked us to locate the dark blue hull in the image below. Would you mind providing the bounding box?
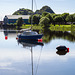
[18,34,43,40]
[18,39,44,46]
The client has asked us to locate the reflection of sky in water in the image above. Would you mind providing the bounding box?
[0,31,75,75]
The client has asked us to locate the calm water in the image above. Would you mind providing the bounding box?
[0,29,75,75]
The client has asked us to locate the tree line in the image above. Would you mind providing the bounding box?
[9,12,75,29]
[28,12,75,27]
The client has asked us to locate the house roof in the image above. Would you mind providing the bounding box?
[5,15,30,19]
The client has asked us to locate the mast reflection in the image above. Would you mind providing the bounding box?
[18,39,44,75]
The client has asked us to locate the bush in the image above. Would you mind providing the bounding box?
[39,17,50,28]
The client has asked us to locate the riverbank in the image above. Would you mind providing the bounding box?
[21,24,75,31]
[50,24,75,31]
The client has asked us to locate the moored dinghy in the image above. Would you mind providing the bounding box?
[56,45,69,52]
[17,30,43,40]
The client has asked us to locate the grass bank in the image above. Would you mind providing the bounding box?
[21,24,42,30]
[50,24,75,31]
[21,24,75,31]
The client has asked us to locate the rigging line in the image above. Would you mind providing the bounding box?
[34,0,37,11]
[35,46,43,75]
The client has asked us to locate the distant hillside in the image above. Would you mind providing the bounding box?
[12,6,55,15]
[13,8,33,15]
[35,6,55,14]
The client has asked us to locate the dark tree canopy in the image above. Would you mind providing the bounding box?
[13,6,55,15]
[13,8,33,15]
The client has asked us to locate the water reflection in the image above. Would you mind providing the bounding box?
[43,28,75,43]
[56,50,68,55]
[0,28,75,75]
[18,39,44,75]
[2,27,75,43]
[18,40,44,47]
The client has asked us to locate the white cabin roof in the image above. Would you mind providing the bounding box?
[5,15,30,19]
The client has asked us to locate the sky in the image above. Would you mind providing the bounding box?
[0,0,75,21]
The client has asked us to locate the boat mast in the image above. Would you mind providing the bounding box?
[31,0,33,30]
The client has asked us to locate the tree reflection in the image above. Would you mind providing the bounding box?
[42,29,75,43]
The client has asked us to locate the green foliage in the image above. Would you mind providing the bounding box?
[28,14,41,25]
[46,13,53,23]
[13,6,54,15]
[52,14,60,18]
[16,17,23,26]
[39,17,50,27]
[28,16,32,23]
[32,14,41,25]
[66,14,75,24]
[13,8,33,15]
[61,13,69,24]
[42,12,49,17]
[54,16,63,25]
[12,6,75,27]
[14,23,17,25]
[35,6,54,14]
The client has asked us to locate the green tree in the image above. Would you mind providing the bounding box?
[13,8,33,15]
[46,13,53,23]
[61,13,69,24]
[52,14,60,18]
[28,15,32,24]
[16,17,23,29]
[66,14,75,24]
[28,14,41,25]
[32,14,41,25]
[39,17,50,28]
[42,12,49,17]
[54,16,63,25]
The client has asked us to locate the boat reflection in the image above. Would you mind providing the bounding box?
[18,39,44,47]
[56,50,68,55]
[3,28,8,40]
[18,39,44,75]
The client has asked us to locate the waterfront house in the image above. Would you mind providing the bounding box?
[3,15,30,25]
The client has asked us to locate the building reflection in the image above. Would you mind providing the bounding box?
[3,27,18,40]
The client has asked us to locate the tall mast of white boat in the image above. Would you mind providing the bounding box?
[31,0,33,30]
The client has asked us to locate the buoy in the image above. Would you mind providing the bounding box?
[56,46,67,50]
[56,45,69,53]
[5,36,8,40]
[16,37,18,40]
[38,39,43,42]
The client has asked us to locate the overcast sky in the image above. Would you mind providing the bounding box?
[0,0,75,20]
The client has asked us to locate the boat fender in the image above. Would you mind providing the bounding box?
[38,39,43,42]
[67,48,69,53]
[16,37,18,40]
